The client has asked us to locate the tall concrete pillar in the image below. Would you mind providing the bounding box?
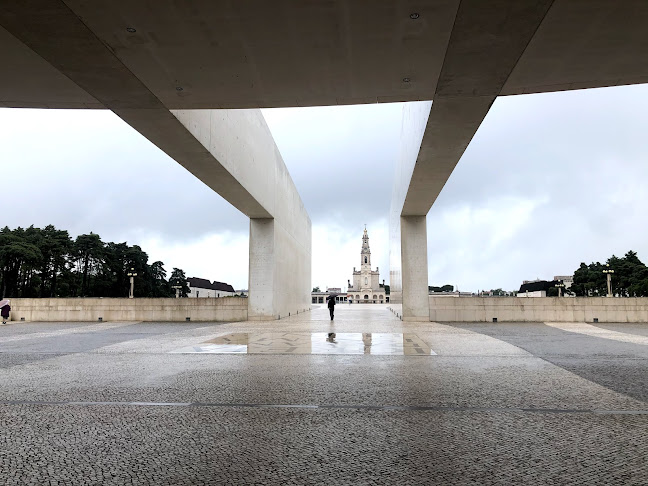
[248,217,311,320]
[248,218,275,319]
[401,216,429,321]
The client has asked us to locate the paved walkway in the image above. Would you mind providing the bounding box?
[0,305,647,484]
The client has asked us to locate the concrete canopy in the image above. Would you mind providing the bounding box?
[2,1,647,111]
[0,0,460,109]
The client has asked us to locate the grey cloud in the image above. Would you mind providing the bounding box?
[263,103,403,228]
[3,83,648,293]
[1,109,248,244]
[427,84,648,290]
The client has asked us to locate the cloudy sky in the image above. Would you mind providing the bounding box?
[1,83,647,292]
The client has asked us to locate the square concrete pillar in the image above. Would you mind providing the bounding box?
[248,218,275,320]
[248,217,311,320]
[401,216,429,321]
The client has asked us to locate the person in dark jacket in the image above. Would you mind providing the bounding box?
[1,301,10,325]
[327,294,336,320]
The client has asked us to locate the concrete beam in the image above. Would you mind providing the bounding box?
[401,0,555,216]
[391,0,555,320]
[401,96,494,215]
[389,101,432,305]
[172,109,312,320]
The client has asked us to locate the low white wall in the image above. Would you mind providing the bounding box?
[430,296,648,323]
[8,297,248,322]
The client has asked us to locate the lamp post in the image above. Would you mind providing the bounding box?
[556,282,565,297]
[602,264,614,297]
[127,267,137,299]
[172,284,182,299]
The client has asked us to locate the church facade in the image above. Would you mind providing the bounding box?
[347,228,387,304]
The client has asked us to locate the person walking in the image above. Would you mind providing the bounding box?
[327,294,336,320]
[1,300,10,325]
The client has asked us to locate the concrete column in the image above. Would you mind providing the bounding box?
[248,216,311,320]
[248,218,275,320]
[388,214,403,306]
[401,216,429,321]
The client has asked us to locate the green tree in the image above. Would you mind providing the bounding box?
[571,251,648,297]
[97,242,129,297]
[38,225,72,297]
[0,225,194,299]
[74,233,104,296]
[170,268,190,297]
[312,286,320,292]
[547,287,559,297]
[429,284,454,293]
[150,261,171,297]
[0,227,42,298]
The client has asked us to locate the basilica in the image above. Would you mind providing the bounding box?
[347,227,388,304]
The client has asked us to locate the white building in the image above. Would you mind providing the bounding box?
[347,228,388,303]
[553,275,574,288]
[311,291,348,304]
[187,277,235,298]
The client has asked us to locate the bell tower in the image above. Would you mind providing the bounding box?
[349,226,382,301]
[361,226,371,270]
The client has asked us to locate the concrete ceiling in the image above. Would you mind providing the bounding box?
[2,1,646,110]
[502,0,648,95]
[0,0,460,109]
[0,26,101,108]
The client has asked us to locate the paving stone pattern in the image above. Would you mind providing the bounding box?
[0,305,647,485]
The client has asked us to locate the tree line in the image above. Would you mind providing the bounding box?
[0,225,190,299]
[570,250,648,297]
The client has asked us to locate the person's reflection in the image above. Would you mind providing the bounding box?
[362,333,372,354]
[326,332,337,343]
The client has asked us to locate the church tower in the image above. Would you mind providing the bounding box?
[361,227,371,270]
[349,226,382,302]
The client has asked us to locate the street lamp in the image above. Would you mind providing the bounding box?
[556,282,565,297]
[171,284,182,298]
[127,267,137,299]
[602,264,614,297]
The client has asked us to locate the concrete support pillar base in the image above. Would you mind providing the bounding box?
[248,217,311,321]
[248,218,275,320]
[401,215,429,321]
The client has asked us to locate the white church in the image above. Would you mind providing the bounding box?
[347,227,388,304]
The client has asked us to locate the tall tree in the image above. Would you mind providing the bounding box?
[74,233,104,296]
[0,227,42,298]
[150,261,171,297]
[170,268,190,297]
[38,225,71,297]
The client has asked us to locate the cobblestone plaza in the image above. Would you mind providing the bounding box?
[1,305,647,485]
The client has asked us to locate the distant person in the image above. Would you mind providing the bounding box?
[327,294,336,320]
[1,300,10,325]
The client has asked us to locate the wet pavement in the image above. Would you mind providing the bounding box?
[172,331,436,355]
[0,305,647,485]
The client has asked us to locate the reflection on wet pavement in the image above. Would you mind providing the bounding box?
[171,332,436,355]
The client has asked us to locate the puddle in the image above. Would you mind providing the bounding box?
[172,332,435,355]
